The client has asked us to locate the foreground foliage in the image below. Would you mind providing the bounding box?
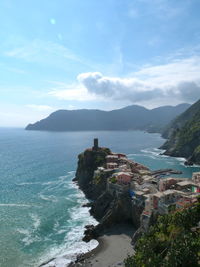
[125,198,200,267]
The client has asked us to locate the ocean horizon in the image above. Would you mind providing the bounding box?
[0,128,199,267]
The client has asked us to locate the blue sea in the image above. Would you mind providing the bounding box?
[0,128,199,267]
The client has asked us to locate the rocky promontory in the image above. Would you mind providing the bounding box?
[75,139,159,242]
[73,139,200,266]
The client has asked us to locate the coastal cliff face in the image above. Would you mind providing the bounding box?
[161,99,200,165]
[75,146,144,240]
[74,147,110,199]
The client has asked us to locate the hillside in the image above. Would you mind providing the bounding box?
[161,99,200,164]
[125,198,200,267]
[25,103,190,132]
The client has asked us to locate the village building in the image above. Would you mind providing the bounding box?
[175,180,197,192]
[106,162,118,169]
[159,177,180,191]
[192,172,200,185]
[115,172,132,184]
[91,142,200,220]
[106,155,118,163]
[111,152,127,159]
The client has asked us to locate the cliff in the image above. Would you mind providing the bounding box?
[161,99,200,165]
[25,104,190,132]
[74,146,111,199]
[74,143,149,241]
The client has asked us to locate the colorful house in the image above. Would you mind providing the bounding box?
[116,172,132,184]
[176,181,197,192]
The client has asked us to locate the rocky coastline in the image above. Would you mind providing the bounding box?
[40,138,199,267]
[70,139,200,266]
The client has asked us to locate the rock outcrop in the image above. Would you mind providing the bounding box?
[74,146,111,199]
[75,144,143,241]
[161,99,200,165]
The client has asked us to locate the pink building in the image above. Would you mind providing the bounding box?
[116,172,132,184]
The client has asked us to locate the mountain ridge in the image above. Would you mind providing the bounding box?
[25,103,190,132]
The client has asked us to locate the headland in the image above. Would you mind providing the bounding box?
[71,138,200,266]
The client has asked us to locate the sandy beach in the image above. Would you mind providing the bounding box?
[71,224,135,267]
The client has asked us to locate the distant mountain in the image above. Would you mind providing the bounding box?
[161,99,200,165]
[25,103,190,133]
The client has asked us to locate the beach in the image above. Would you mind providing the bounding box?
[71,224,135,267]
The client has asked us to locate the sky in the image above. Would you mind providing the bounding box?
[1,0,200,127]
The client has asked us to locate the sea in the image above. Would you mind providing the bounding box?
[0,128,199,267]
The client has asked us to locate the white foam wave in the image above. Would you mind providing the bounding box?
[180,162,200,168]
[39,231,98,267]
[67,171,75,175]
[30,213,41,229]
[0,203,31,207]
[17,213,41,246]
[175,157,186,162]
[16,182,43,186]
[141,148,162,156]
[38,179,98,267]
[17,228,33,246]
[17,228,41,246]
[39,194,58,202]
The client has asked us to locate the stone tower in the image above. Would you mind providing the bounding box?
[93,138,99,151]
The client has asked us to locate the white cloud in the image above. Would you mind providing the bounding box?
[4,39,82,65]
[48,81,99,101]
[77,56,200,105]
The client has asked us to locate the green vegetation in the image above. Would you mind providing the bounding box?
[94,174,102,184]
[110,176,117,184]
[162,99,200,163]
[125,198,200,267]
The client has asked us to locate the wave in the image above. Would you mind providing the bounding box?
[38,193,58,203]
[37,180,98,267]
[17,213,41,246]
[0,203,31,207]
[180,162,200,168]
[141,148,165,156]
[17,171,75,188]
[16,182,43,186]
[30,213,41,230]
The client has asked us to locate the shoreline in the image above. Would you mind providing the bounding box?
[69,223,135,267]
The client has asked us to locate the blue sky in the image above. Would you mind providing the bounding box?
[1,0,200,126]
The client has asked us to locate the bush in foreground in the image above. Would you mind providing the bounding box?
[125,198,200,267]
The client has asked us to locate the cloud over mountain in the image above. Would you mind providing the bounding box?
[77,56,200,104]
